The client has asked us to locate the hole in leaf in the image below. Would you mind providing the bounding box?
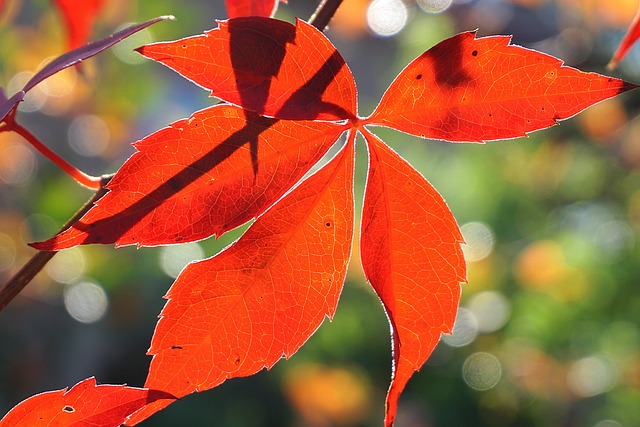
[416,74,423,80]
[62,406,75,413]
[325,221,332,228]
[171,345,183,350]
[472,50,478,56]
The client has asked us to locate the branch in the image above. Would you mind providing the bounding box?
[309,0,343,31]
[0,175,112,312]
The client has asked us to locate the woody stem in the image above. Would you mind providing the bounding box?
[309,0,343,31]
[0,175,112,311]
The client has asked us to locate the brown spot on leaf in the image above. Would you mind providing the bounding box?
[423,35,474,89]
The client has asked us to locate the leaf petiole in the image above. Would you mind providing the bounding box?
[8,121,102,190]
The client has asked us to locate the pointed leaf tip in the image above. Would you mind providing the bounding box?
[22,16,173,96]
[128,140,356,425]
[609,8,640,70]
[0,377,174,427]
[369,31,638,143]
[31,104,346,250]
[360,130,465,426]
[137,17,357,120]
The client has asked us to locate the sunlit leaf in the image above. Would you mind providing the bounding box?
[0,377,172,427]
[368,31,637,143]
[136,17,357,120]
[225,0,281,18]
[360,129,466,426]
[32,104,346,249]
[126,138,355,425]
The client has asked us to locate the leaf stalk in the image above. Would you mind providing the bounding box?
[9,121,102,190]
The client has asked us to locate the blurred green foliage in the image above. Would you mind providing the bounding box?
[1,1,640,426]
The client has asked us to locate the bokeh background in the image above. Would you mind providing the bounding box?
[2,0,640,426]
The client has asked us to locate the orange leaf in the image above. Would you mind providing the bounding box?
[54,0,106,50]
[136,17,357,120]
[0,377,172,427]
[608,7,640,70]
[225,0,281,18]
[359,129,466,427]
[367,31,637,143]
[127,137,355,425]
[32,104,345,250]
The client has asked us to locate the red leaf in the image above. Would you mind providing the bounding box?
[225,0,281,18]
[54,0,106,50]
[367,31,637,143]
[32,104,346,250]
[0,377,172,427]
[126,137,355,425]
[359,129,466,427]
[136,17,357,121]
[608,7,640,70]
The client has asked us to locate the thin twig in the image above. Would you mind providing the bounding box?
[309,0,344,31]
[10,122,102,190]
[0,175,112,312]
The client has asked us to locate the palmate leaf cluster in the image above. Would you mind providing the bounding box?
[1,2,633,427]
